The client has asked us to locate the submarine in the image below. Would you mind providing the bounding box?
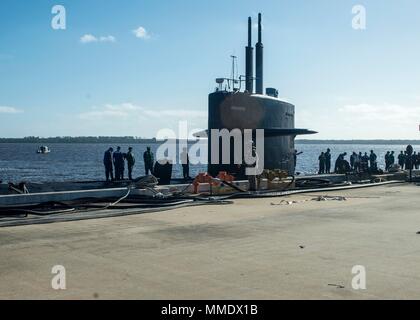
[206,13,317,177]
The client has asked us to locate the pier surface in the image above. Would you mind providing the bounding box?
[1,183,420,299]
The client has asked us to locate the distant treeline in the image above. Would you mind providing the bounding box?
[1,137,420,145]
[296,139,420,145]
[0,136,160,144]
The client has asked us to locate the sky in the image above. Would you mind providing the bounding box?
[0,0,420,139]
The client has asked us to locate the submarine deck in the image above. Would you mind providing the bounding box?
[1,183,420,299]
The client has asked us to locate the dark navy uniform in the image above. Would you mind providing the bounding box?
[143,147,155,175]
[113,148,125,180]
[103,148,114,181]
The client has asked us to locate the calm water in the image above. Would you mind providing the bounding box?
[0,143,418,183]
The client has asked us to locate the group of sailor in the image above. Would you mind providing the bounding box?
[315,146,420,175]
[103,146,154,182]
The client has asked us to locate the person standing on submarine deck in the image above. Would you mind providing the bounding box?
[180,147,190,180]
[126,147,135,180]
[398,151,405,169]
[325,149,332,174]
[369,150,378,172]
[318,152,326,174]
[389,151,395,169]
[103,147,114,182]
[293,149,303,174]
[247,141,261,191]
[350,152,357,171]
[412,151,418,170]
[113,146,125,180]
[143,147,155,176]
[385,151,391,171]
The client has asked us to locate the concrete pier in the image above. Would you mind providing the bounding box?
[1,183,420,299]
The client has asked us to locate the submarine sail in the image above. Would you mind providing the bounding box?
[207,13,316,177]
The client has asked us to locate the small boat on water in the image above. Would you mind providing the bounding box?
[37,146,51,154]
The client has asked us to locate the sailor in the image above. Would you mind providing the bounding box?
[325,149,332,174]
[398,151,405,169]
[353,152,360,172]
[334,154,342,173]
[246,141,260,191]
[406,145,414,170]
[369,150,378,172]
[318,152,326,174]
[350,152,357,171]
[293,149,303,173]
[361,152,369,172]
[180,147,190,180]
[384,151,391,171]
[143,147,155,175]
[334,153,346,173]
[113,146,125,180]
[103,147,114,182]
[389,151,395,168]
[357,152,363,172]
[342,158,351,173]
[416,152,420,170]
[126,147,136,180]
[404,151,409,170]
[413,152,419,170]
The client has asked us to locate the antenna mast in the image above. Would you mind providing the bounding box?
[230,55,238,91]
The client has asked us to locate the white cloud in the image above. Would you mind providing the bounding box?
[297,102,420,139]
[132,26,150,39]
[0,106,23,114]
[80,34,98,43]
[80,34,116,44]
[99,35,116,43]
[79,103,142,119]
[79,103,206,120]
